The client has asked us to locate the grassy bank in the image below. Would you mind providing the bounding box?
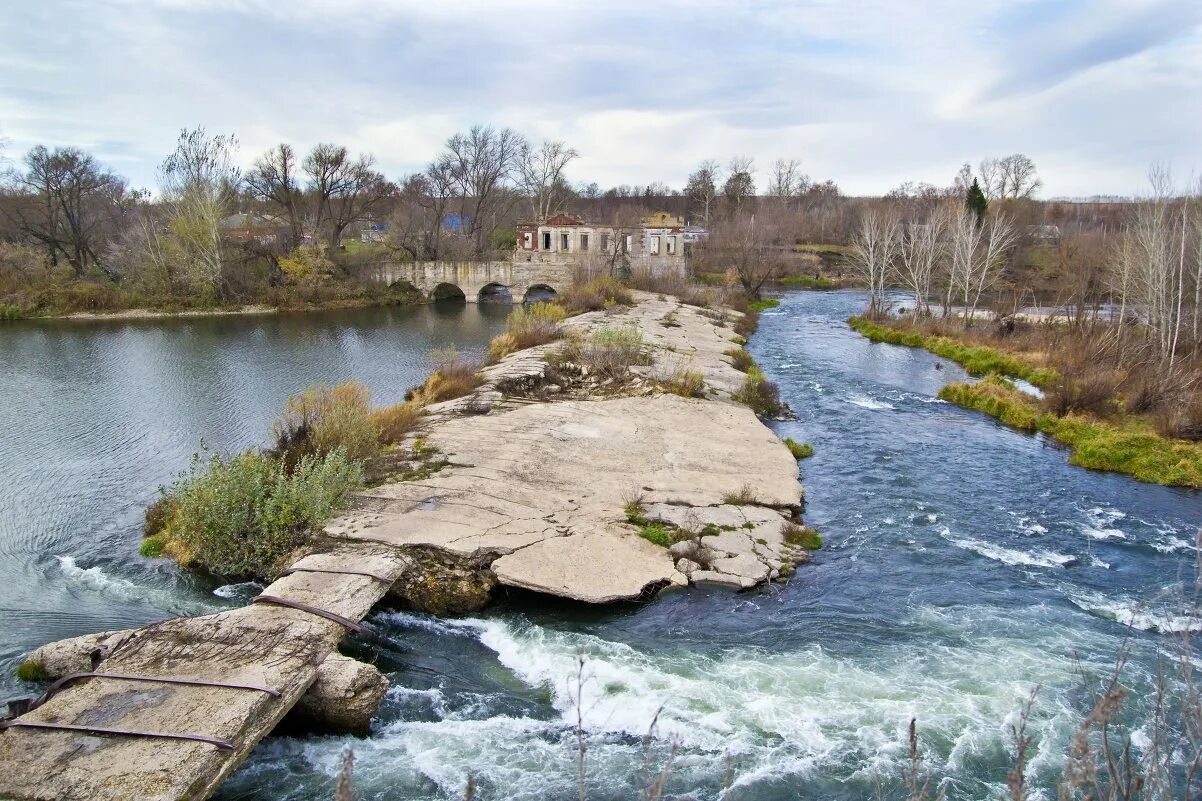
[849,317,1057,388]
[939,376,1202,488]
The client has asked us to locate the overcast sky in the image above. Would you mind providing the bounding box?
[1,0,1200,198]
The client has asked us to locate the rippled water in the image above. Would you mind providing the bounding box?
[0,302,508,697]
[4,292,1201,800]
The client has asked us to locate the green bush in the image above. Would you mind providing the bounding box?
[784,438,814,459]
[782,522,823,549]
[733,366,786,418]
[165,449,363,578]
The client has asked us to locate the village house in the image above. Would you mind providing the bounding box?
[219,212,292,246]
[514,212,703,271]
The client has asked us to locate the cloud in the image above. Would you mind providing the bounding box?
[0,0,1198,196]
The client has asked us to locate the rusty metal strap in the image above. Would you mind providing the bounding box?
[280,566,393,584]
[252,594,368,634]
[43,671,281,700]
[0,719,234,750]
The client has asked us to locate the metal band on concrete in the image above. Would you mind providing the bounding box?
[251,594,368,634]
[0,719,235,750]
[280,566,393,584]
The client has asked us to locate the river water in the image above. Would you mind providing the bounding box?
[3,291,1201,800]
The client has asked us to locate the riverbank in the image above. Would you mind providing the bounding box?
[1,280,424,321]
[0,291,816,800]
[849,315,1202,488]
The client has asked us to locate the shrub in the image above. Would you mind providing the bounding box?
[409,347,484,403]
[143,495,179,538]
[733,306,761,338]
[489,301,567,360]
[782,522,823,549]
[733,366,786,418]
[274,381,380,467]
[165,449,363,578]
[725,347,755,373]
[722,483,761,506]
[784,438,814,459]
[658,362,706,398]
[556,275,635,314]
[369,401,423,445]
[555,325,650,381]
[637,522,691,548]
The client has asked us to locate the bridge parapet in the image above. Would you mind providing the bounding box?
[371,260,570,302]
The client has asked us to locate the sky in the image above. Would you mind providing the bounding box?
[1,0,1200,198]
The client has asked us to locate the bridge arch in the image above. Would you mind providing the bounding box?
[430,282,466,302]
[477,283,514,304]
[523,283,557,303]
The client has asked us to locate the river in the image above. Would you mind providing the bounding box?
[3,291,1201,800]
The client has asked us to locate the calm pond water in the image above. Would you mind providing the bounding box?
[3,291,1201,800]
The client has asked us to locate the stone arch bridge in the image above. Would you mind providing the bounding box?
[371,261,571,303]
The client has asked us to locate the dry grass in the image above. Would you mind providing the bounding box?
[488,301,567,360]
[273,380,381,466]
[657,361,706,398]
[555,325,651,381]
[556,275,634,314]
[408,347,484,403]
[368,400,423,445]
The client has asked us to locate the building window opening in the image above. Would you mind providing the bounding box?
[542,231,551,250]
[561,233,570,251]
[580,233,589,251]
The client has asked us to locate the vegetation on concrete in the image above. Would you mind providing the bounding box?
[407,347,484,403]
[724,347,755,373]
[657,361,706,398]
[784,438,814,459]
[151,448,363,578]
[940,377,1202,488]
[554,325,651,381]
[556,275,634,314]
[488,301,567,360]
[722,483,761,506]
[782,522,823,550]
[733,365,787,418]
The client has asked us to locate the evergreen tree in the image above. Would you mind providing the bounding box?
[965,177,988,224]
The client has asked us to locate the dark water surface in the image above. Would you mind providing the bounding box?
[4,292,1201,800]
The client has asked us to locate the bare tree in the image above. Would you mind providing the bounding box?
[703,208,788,297]
[722,156,756,214]
[952,163,974,197]
[245,143,306,249]
[442,125,526,256]
[897,208,946,316]
[518,139,578,223]
[978,157,1002,200]
[685,159,720,227]
[159,127,240,292]
[1,146,128,278]
[849,205,902,317]
[967,209,1018,322]
[998,154,1042,200]
[767,158,809,202]
[303,144,395,252]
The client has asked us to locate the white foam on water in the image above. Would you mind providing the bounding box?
[263,606,1122,799]
[55,555,139,595]
[1079,506,1128,541]
[848,395,895,411]
[212,581,262,599]
[1068,590,1202,633]
[940,529,1076,568]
